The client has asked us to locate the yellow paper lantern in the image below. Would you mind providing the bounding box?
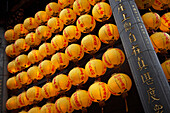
[102,48,125,68]
[58,0,75,9]
[160,12,170,33]
[6,96,19,110]
[52,74,72,92]
[142,12,161,31]
[5,44,20,58]
[73,0,91,15]
[81,34,101,54]
[63,25,81,42]
[14,38,30,52]
[92,2,112,22]
[23,17,39,31]
[51,35,68,51]
[17,92,30,107]
[59,8,77,25]
[27,66,44,80]
[152,0,170,10]
[76,14,96,33]
[65,44,84,61]
[150,32,170,53]
[47,17,64,33]
[41,83,58,98]
[51,52,69,70]
[6,76,22,90]
[88,0,106,6]
[14,24,29,38]
[16,71,31,85]
[4,29,19,43]
[85,59,107,78]
[39,43,55,58]
[88,82,111,102]
[34,11,50,25]
[108,73,132,95]
[45,2,61,17]
[161,59,170,82]
[19,110,27,113]
[28,107,41,113]
[25,32,41,47]
[68,67,88,86]
[28,50,44,64]
[7,60,21,74]
[40,103,57,113]
[55,97,73,113]
[135,0,155,9]
[15,54,31,69]
[38,60,56,76]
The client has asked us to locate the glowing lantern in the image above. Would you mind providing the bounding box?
[17,92,30,107]
[55,97,73,113]
[6,76,22,90]
[23,17,39,31]
[35,25,52,41]
[47,17,64,33]
[70,90,92,110]
[161,59,170,82]
[34,11,50,25]
[135,0,155,9]
[7,60,21,74]
[102,48,125,68]
[51,52,69,70]
[142,12,161,31]
[5,44,20,58]
[51,35,68,51]
[28,107,41,113]
[14,38,30,52]
[81,34,101,54]
[6,96,19,110]
[63,25,81,42]
[41,82,58,98]
[28,50,44,64]
[16,71,31,85]
[88,0,106,6]
[14,24,29,38]
[65,44,84,62]
[38,60,56,76]
[88,81,111,102]
[76,14,96,33]
[40,103,57,113]
[85,59,107,78]
[160,13,170,33]
[58,0,75,9]
[39,43,55,58]
[45,2,61,17]
[152,0,170,10]
[59,8,77,25]
[19,110,27,113]
[15,54,31,69]
[92,2,112,22]
[73,0,91,15]
[52,74,72,92]
[25,32,41,47]
[4,29,19,43]
[150,32,170,53]
[68,67,88,86]
[27,66,44,80]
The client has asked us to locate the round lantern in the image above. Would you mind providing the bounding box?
[135,0,155,9]
[161,59,170,82]
[17,92,30,107]
[102,48,125,68]
[76,14,96,33]
[23,17,39,31]
[51,35,68,51]
[40,103,57,113]
[27,66,44,80]
[4,29,19,43]
[26,86,43,102]
[55,97,73,113]
[6,96,19,110]
[6,76,22,90]
[47,17,64,33]
[41,82,58,98]
[150,32,170,53]
[25,32,41,47]
[38,60,56,76]
[99,24,119,44]
[70,90,92,110]
[35,25,52,41]
[85,59,107,78]
[45,2,61,17]
[39,43,55,58]
[81,34,101,54]
[152,0,170,10]
[92,2,112,22]
[142,12,161,31]
[58,0,75,9]
[7,60,21,74]
[63,25,81,42]
[14,24,29,38]
[28,107,41,113]
[15,54,31,69]
[88,81,111,102]
[68,67,88,86]
[28,50,44,64]
[5,44,20,58]
[14,38,30,52]
[16,71,31,85]
[108,73,132,95]
[52,74,72,92]
[160,12,170,33]
[73,0,91,15]
[88,0,106,6]
[34,11,50,25]
[65,44,84,62]
[19,110,27,113]
[59,8,77,25]
[51,52,69,70]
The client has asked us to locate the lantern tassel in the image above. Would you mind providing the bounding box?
[122,92,128,112]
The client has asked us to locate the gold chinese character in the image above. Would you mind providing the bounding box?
[115,0,122,2]
[118,4,125,13]
[147,87,160,103]
[129,32,136,43]
[124,22,132,32]
[141,72,153,85]
[132,45,141,56]
[154,104,163,113]
[122,13,130,23]
[137,57,148,71]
